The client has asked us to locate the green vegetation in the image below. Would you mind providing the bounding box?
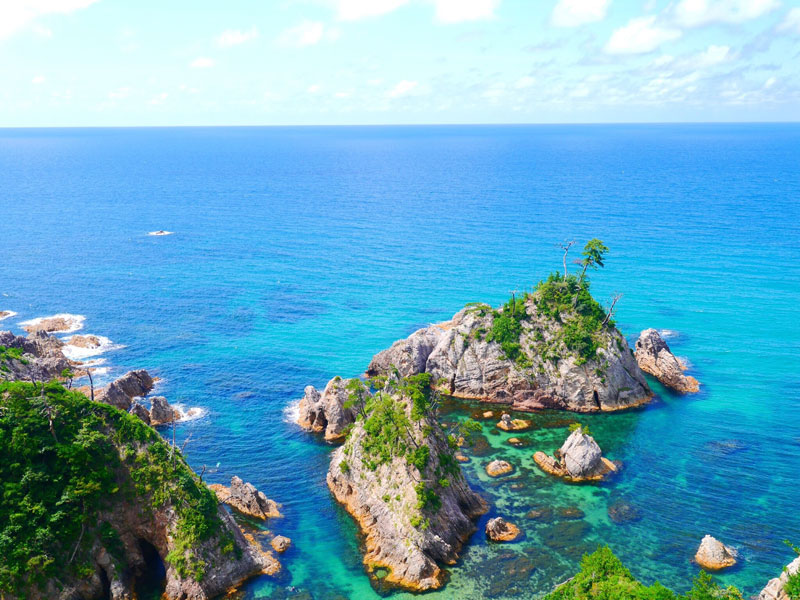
[569,422,593,437]
[545,546,743,600]
[486,294,529,365]
[0,345,27,373]
[784,541,800,600]
[0,380,231,594]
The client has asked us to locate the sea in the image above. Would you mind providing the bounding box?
[1,124,798,599]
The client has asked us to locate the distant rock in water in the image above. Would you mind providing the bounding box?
[635,328,700,393]
[20,313,85,334]
[0,310,17,321]
[326,374,488,591]
[759,555,800,600]
[97,369,154,410]
[296,377,357,441]
[534,427,618,482]
[485,517,521,542]
[148,230,174,236]
[694,535,738,571]
[0,330,71,381]
[366,284,651,413]
[149,395,181,425]
[210,476,282,520]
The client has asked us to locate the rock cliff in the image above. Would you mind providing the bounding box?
[367,279,651,412]
[326,374,487,591]
[759,556,800,600]
[0,330,71,381]
[297,376,357,441]
[0,380,277,600]
[96,369,154,410]
[209,476,282,520]
[634,329,700,393]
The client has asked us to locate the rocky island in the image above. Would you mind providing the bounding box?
[534,425,619,483]
[635,328,700,393]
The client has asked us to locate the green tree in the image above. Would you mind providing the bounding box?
[579,238,609,284]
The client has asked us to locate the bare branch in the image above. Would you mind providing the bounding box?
[560,240,576,277]
[602,293,623,327]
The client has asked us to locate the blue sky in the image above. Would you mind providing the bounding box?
[2,0,799,125]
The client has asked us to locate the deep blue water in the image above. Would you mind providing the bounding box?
[1,124,799,599]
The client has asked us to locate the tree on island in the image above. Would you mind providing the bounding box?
[578,238,609,284]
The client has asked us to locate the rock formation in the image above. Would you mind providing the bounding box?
[296,377,357,441]
[149,396,180,425]
[759,556,800,600]
[20,314,84,334]
[486,459,514,477]
[366,292,651,413]
[96,369,154,410]
[486,517,521,542]
[209,476,282,520]
[270,536,291,553]
[130,402,151,424]
[694,535,737,571]
[534,427,618,482]
[0,330,71,381]
[634,329,699,393]
[326,375,488,591]
[497,413,532,431]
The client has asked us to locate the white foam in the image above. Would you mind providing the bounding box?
[678,356,693,369]
[80,357,108,368]
[283,398,301,424]
[19,313,86,333]
[60,334,125,361]
[148,230,174,236]
[173,403,208,423]
[0,310,18,321]
[658,329,680,339]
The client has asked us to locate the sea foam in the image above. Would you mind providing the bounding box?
[19,313,86,333]
[61,334,124,361]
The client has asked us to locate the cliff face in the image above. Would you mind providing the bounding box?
[325,376,487,591]
[0,380,276,600]
[297,377,357,441]
[368,283,651,413]
[759,556,800,600]
[0,330,71,382]
[634,328,700,393]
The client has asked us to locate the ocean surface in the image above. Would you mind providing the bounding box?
[1,124,799,599]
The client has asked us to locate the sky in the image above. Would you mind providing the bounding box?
[1,0,800,126]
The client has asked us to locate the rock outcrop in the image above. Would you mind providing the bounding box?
[486,517,521,542]
[97,369,154,411]
[497,413,532,431]
[634,329,699,393]
[0,330,71,381]
[297,377,357,441]
[486,459,514,477]
[366,294,651,413]
[326,375,488,591]
[130,402,151,424]
[534,428,618,482]
[694,535,737,571]
[20,314,84,334]
[759,556,800,600]
[149,396,180,425]
[270,536,291,553]
[209,476,282,521]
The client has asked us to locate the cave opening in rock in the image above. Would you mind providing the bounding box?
[592,390,600,409]
[97,564,111,600]
[134,539,166,600]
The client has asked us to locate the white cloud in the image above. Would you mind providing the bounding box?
[605,16,681,54]
[334,91,351,98]
[696,44,730,67]
[307,84,321,93]
[551,0,610,27]
[149,92,168,105]
[334,0,409,20]
[277,21,338,47]
[434,0,500,23]
[108,86,130,99]
[0,0,100,39]
[31,75,45,84]
[673,0,780,27]
[514,75,536,89]
[764,76,776,88]
[388,80,419,97]
[190,57,216,68]
[777,7,800,33]
[216,27,258,47]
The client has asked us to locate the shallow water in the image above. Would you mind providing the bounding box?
[1,124,798,599]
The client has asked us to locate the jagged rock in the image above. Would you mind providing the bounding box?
[296,377,357,441]
[366,297,651,413]
[21,314,83,334]
[0,330,71,381]
[486,459,514,477]
[67,334,102,349]
[635,329,699,393]
[694,535,737,571]
[326,376,488,591]
[270,536,291,553]
[210,476,282,520]
[149,396,180,426]
[534,428,618,482]
[759,556,800,600]
[130,402,151,425]
[485,517,521,542]
[497,413,532,431]
[96,370,154,411]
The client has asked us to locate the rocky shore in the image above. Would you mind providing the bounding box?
[635,328,700,393]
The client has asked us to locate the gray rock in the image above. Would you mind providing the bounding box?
[485,517,521,542]
[694,535,737,571]
[367,298,651,413]
[130,402,151,425]
[634,329,699,393]
[296,377,357,441]
[210,476,281,520]
[149,396,180,426]
[559,429,604,478]
[98,370,154,411]
[759,556,800,600]
[0,330,70,382]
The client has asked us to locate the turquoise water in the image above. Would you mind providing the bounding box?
[1,124,798,598]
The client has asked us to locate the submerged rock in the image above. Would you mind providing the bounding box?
[366,293,651,413]
[209,476,282,520]
[533,428,618,482]
[149,396,180,426]
[486,517,522,542]
[608,500,643,524]
[296,377,357,441]
[326,375,487,591]
[97,369,154,411]
[759,556,800,600]
[694,535,738,571]
[634,329,699,393]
